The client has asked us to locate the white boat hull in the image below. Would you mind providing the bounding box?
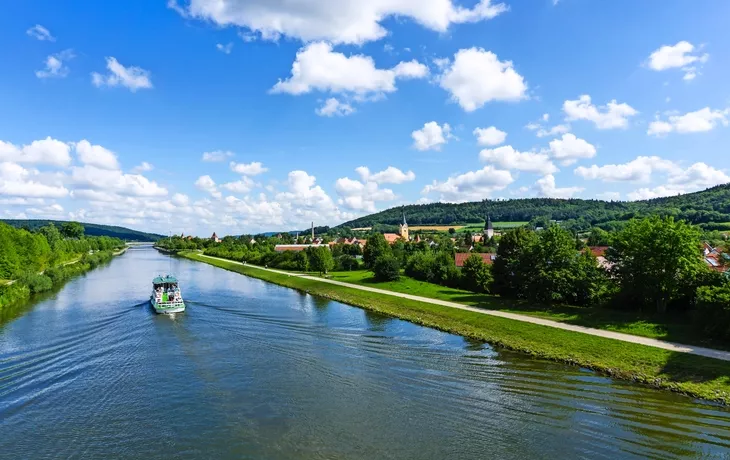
[150,297,186,314]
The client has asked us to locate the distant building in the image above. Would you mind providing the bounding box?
[211,232,221,243]
[399,210,409,241]
[586,246,612,270]
[275,244,329,252]
[383,233,401,244]
[704,242,728,273]
[455,253,497,267]
[484,215,494,240]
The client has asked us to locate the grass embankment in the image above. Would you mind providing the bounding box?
[182,252,730,404]
[329,270,723,350]
[0,250,120,311]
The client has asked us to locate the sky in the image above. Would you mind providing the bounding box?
[1,0,730,236]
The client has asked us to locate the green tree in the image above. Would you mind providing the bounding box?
[38,224,62,251]
[307,247,334,275]
[607,216,706,313]
[524,226,582,303]
[492,227,538,298]
[61,222,85,239]
[363,233,391,269]
[448,228,456,235]
[294,251,309,272]
[587,227,612,246]
[461,254,493,293]
[373,255,400,281]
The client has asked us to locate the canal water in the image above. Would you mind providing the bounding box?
[1,248,729,459]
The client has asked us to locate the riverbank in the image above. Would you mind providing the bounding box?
[181,251,730,404]
[0,248,125,311]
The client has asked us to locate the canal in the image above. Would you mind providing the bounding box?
[1,247,729,459]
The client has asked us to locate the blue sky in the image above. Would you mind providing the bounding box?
[1,0,730,235]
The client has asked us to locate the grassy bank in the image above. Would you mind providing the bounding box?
[0,250,120,311]
[182,251,730,404]
[328,270,724,350]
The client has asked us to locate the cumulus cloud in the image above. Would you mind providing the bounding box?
[0,137,71,167]
[91,57,153,92]
[335,176,396,212]
[316,98,355,117]
[533,174,583,199]
[473,126,507,146]
[422,166,513,202]
[563,95,638,129]
[71,165,168,198]
[547,133,596,165]
[26,24,55,41]
[574,156,677,182]
[271,42,428,100]
[170,0,508,45]
[75,140,120,170]
[230,161,267,176]
[479,145,557,175]
[195,175,220,198]
[412,121,453,151]
[438,47,527,112]
[36,49,74,79]
[216,42,233,54]
[132,162,154,173]
[202,150,234,162]
[220,176,257,194]
[356,166,415,184]
[647,107,729,136]
[647,41,708,81]
[0,162,69,198]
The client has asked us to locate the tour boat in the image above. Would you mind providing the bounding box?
[151,275,186,314]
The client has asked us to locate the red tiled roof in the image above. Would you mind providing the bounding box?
[588,246,609,257]
[383,233,401,243]
[454,253,496,267]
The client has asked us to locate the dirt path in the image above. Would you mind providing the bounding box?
[198,254,730,362]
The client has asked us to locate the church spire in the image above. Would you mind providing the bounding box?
[402,208,407,225]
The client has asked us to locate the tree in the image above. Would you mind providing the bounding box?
[61,222,85,239]
[448,228,456,234]
[363,233,391,269]
[38,224,62,251]
[336,254,359,271]
[294,251,309,272]
[587,227,612,246]
[373,255,400,281]
[524,226,582,303]
[307,247,333,275]
[606,216,706,313]
[492,227,538,298]
[461,254,493,293]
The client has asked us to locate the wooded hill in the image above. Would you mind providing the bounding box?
[1,220,164,242]
[339,183,730,231]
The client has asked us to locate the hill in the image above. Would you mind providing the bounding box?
[1,220,164,242]
[339,184,730,231]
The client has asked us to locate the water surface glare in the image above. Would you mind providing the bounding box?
[1,248,729,459]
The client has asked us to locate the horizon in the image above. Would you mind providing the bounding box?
[2,1,730,236]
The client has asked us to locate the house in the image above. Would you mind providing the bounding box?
[455,253,497,267]
[704,242,728,273]
[586,246,612,270]
[274,244,329,252]
[211,232,221,243]
[383,233,401,244]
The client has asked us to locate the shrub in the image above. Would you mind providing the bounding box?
[18,273,53,294]
[460,254,493,293]
[694,284,730,341]
[373,255,401,282]
[336,254,359,271]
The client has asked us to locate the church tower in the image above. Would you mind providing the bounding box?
[399,210,409,241]
[484,214,494,239]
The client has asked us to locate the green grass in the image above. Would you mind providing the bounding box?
[182,252,730,404]
[328,270,722,350]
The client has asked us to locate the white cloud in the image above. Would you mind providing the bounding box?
[75,140,120,170]
[195,175,218,194]
[536,124,570,138]
[547,133,596,165]
[216,42,233,54]
[412,121,453,151]
[422,166,514,202]
[438,47,528,112]
[202,150,234,162]
[479,145,557,175]
[473,126,507,146]
[171,193,190,207]
[596,191,621,201]
[27,25,55,41]
[316,98,355,117]
[335,174,396,212]
[71,165,168,197]
[0,162,69,198]
[356,166,415,184]
[132,162,154,173]
[0,137,72,167]
[647,41,708,81]
[91,57,153,92]
[563,95,638,129]
[272,42,428,99]
[533,174,583,199]
[36,49,74,79]
[171,0,508,45]
[574,156,677,182]
[230,161,267,176]
[647,107,729,136]
[668,162,730,189]
[221,176,257,194]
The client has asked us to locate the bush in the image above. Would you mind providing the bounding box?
[373,255,401,282]
[694,284,730,341]
[460,254,493,293]
[18,273,53,294]
[336,254,359,271]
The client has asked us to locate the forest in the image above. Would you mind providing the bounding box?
[339,183,730,232]
[1,219,163,242]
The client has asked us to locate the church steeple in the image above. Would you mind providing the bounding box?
[399,208,409,240]
[484,213,494,239]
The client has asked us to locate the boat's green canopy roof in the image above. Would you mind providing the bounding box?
[153,275,178,284]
